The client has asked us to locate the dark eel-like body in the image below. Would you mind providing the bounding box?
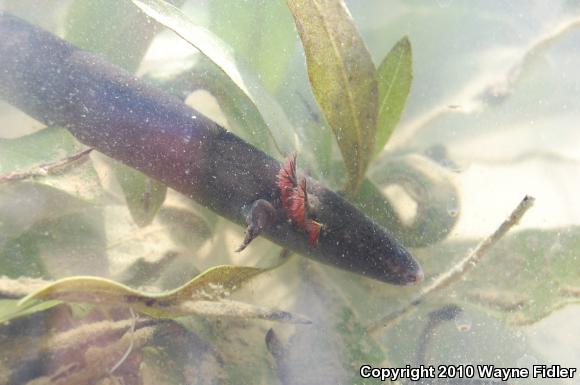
[0,13,422,285]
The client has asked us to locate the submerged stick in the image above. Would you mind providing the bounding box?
[0,148,93,183]
[0,13,422,285]
[367,195,535,334]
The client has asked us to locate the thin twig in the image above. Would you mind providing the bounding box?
[0,148,93,184]
[366,195,535,335]
[109,308,138,374]
[387,14,580,152]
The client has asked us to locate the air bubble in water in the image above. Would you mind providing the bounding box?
[447,200,459,217]
[454,311,472,332]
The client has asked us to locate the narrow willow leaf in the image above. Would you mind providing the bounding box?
[18,265,266,318]
[0,127,81,175]
[208,0,296,92]
[110,150,166,227]
[132,0,296,155]
[374,36,413,155]
[0,299,61,324]
[178,58,282,154]
[113,159,168,227]
[360,154,459,247]
[65,0,164,71]
[157,206,212,248]
[286,0,378,193]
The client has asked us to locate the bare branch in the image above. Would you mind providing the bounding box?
[387,15,580,152]
[0,148,93,184]
[367,195,535,335]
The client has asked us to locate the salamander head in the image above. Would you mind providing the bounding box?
[377,241,424,285]
[274,154,424,285]
[311,191,424,285]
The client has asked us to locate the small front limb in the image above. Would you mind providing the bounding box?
[236,199,277,252]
